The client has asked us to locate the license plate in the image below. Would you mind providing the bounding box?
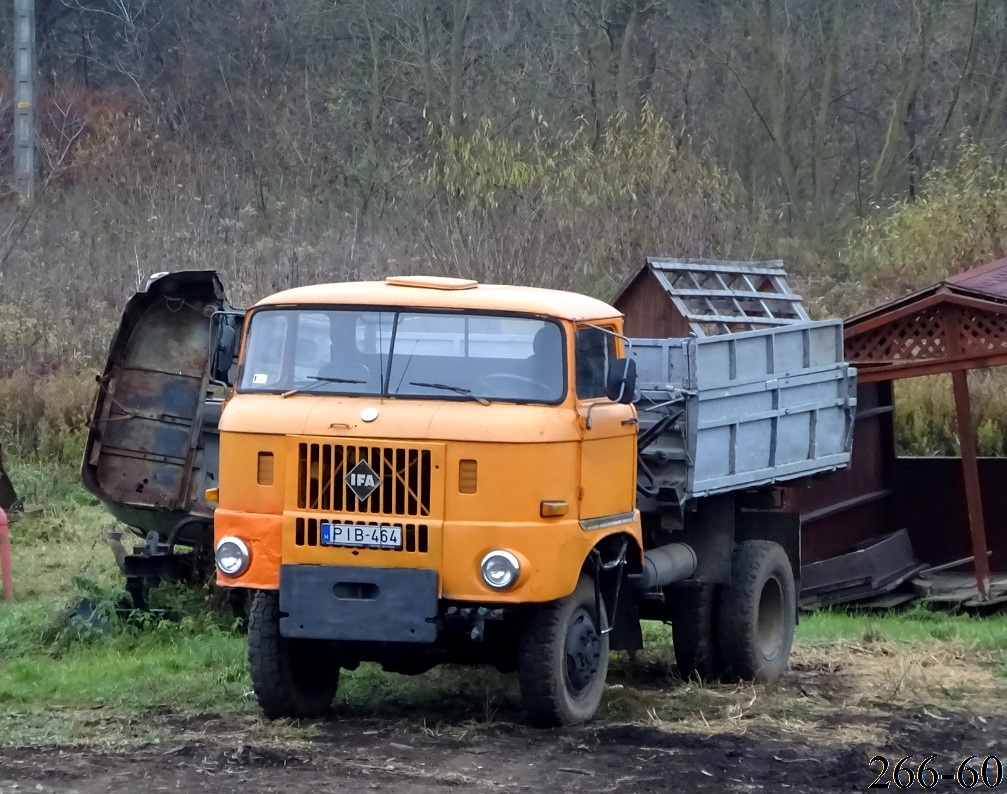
[320,522,402,550]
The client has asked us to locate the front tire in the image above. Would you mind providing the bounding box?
[248,589,341,719]
[518,574,609,727]
[717,541,796,683]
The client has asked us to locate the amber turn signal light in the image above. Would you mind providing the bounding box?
[458,459,478,494]
[257,452,274,485]
[204,487,219,503]
[540,500,568,517]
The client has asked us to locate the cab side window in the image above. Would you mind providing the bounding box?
[575,327,613,399]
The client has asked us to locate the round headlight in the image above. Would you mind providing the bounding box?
[480,550,520,590]
[215,536,250,577]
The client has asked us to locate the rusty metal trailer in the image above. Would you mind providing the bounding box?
[81,271,235,598]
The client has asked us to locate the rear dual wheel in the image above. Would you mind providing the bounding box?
[718,540,796,683]
[671,540,796,684]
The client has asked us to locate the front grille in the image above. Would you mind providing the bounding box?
[296,442,432,517]
[294,517,429,551]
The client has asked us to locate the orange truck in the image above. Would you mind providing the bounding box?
[84,268,856,725]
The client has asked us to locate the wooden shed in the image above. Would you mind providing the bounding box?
[613,257,809,338]
[613,257,1007,604]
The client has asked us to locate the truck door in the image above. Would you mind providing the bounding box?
[575,325,637,526]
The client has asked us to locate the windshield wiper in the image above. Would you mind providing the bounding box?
[281,375,365,399]
[408,381,490,406]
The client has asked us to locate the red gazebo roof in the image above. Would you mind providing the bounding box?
[844,257,1007,382]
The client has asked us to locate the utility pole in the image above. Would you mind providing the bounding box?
[14,0,36,201]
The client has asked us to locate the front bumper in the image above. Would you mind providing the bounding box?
[279,564,439,643]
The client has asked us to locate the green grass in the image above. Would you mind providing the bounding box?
[795,606,1007,650]
[3,449,1007,746]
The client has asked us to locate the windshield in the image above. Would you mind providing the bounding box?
[238,308,566,403]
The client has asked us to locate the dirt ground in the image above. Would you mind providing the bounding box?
[0,706,1003,794]
[2,640,1005,793]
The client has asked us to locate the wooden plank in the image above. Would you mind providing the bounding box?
[684,314,797,326]
[800,488,895,524]
[670,288,805,302]
[853,350,1007,382]
[648,259,788,277]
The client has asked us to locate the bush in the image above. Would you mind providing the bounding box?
[895,372,1007,457]
[0,368,95,464]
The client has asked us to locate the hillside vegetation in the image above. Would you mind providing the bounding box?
[2,0,1007,457]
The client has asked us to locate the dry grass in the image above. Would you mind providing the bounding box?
[598,637,1007,748]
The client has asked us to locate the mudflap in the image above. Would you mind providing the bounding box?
[589,538,642,652]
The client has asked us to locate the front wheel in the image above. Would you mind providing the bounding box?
[248,589,341,719]
[518,574,609,727]
[717,540,796,683]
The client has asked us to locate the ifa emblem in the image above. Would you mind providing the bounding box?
[345,459,381,501]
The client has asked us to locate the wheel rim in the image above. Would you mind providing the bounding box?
[756,576,786,661]
[564,606,601,696]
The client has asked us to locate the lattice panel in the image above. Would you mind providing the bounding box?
[647,258,809,336]
[846,308,947,363]
[958,310,1007,354]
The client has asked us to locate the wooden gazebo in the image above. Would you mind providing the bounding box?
[843,257,1007,600]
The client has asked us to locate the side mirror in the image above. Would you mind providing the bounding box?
[209,311,242,386]
[606,357,637,404]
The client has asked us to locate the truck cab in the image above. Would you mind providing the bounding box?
[211,276,644,724]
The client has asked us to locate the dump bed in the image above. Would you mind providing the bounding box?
[632,320,856,504]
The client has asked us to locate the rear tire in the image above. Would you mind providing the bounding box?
[717,541,796,683]
[518,574,609,727]
[248,589,340,718]
[670,583,722,682]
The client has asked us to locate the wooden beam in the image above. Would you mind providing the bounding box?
[800,488,895,524]
[951,370,991,601]
[944,307,991,601]
[852,351,1007,382]
[649,260,788,277]
[844,290,946,336]
[670,288,803,302]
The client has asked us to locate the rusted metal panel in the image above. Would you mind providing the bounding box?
[82,271,232,548]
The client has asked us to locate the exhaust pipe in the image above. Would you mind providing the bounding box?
[636,542,697,590]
